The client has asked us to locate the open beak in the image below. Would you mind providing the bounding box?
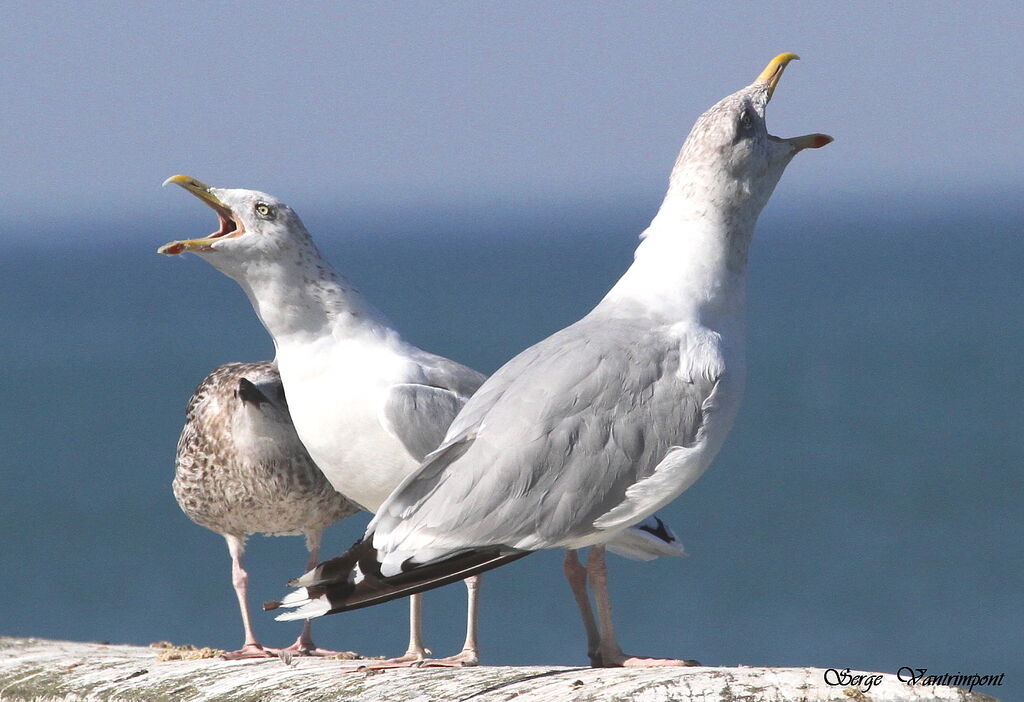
[158,175,242,255]
[755,52,800,101]
[756,53,833,152]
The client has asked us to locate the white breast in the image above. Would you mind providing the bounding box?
[275,336,418,512]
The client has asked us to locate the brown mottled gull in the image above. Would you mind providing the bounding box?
[173,361,359,659]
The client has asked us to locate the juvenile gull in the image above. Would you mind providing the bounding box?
[269,53,831,667]
[159,180,684,666]
[172,361,359,659]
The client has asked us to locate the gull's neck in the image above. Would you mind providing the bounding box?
[599,189,756,325]
[222,238,393,349]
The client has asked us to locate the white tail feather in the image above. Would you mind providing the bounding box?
[606,515,686,561]
[279,587,313,607]
[274,591,331,621]
[289,569,319,588]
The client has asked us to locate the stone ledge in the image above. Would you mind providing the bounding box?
[0,637,1000,702]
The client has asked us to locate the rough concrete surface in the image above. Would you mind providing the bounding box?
[0,637,1000,702]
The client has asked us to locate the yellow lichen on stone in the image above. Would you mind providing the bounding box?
[327,651,363,660]
[149,642,225,661]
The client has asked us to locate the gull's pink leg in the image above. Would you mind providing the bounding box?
[401,593,429,660]
[221,534,276,660]
[587,545,699,668]
[280,529,343,657]
[425,575,481,666]
[356,594,428,669]
[563,550,601,666]
[342,578,482,671]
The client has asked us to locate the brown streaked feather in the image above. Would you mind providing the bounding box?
[172,361,359,541]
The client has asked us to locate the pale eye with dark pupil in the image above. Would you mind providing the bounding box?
[255,203,274,218]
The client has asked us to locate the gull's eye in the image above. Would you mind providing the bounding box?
[255,203,275,219]
[733,108,756,143]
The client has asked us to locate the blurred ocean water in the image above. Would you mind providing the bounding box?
[1,198,1020,697]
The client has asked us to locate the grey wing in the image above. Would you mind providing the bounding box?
[372,317,720,563]
[382,383,469,462]
[410,351,487,400]
[382,354,486,462]
[371,340,558,528]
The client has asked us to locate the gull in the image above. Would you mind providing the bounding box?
[172,361,359,659]
[268,53,831,667]
[158,178,684,666]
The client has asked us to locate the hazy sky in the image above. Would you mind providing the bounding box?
[3,1,1022,234]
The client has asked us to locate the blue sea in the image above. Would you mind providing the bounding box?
[1,196,1020,698]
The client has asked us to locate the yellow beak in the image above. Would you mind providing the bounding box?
[755,52,800,100]
[158,175,239,255]
[755,54,833,150]
[162,175,222,207]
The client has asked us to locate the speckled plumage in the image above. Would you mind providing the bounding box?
[173,361,358,541]
[172,361,358,658]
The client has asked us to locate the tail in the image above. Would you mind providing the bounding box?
[265,538,529,621]
[605,515,686,561]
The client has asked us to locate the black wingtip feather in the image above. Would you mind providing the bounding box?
[638,516,672,544]
[294,538,531,615]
